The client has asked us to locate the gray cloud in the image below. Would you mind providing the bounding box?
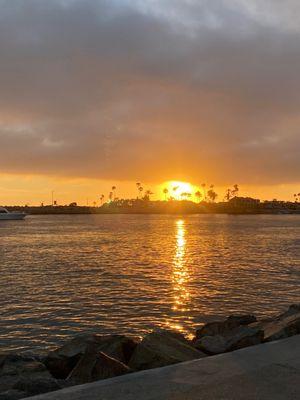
[0,0,299,185]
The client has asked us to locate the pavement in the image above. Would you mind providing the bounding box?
[28,335,300,400]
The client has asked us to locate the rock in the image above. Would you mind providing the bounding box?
[227,315,257,326]
[95,335,138,364]
[67,345,131,385]
[0,376,20,393]
[0,353,54,396]
[195,314,257,339]
[194,325,264,355]
[288,303,300,314]
[194,335,228,355]
[261,309,300,342]
[0,390,26,400]
[246,305,300,343]
[0,354,46,377]
[45,334,138,379]
[44,352,81,380]
[13,376,62,396]
[277,304,300,319]
[128,329,206,371]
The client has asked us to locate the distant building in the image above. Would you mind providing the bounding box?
[228,196,260,208]
[263,200,291,209]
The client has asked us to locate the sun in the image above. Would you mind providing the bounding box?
[161,181,196,200]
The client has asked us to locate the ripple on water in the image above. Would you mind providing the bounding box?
[0,214,300,351]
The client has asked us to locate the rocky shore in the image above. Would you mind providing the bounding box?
[1,304,300,400]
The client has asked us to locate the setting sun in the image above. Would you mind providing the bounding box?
[161,181,198,200]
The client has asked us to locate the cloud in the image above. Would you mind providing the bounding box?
[0,0,299,185]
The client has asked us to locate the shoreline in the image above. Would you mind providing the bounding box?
[5,206,300,216]
[1,304,300,399]
[25,335,300,400]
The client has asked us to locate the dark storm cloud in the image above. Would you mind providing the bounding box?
[0,0,299,184]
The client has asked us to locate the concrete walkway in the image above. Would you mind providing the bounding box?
[29,335,300,400]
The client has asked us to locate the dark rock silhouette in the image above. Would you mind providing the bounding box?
[45,334,138,379]
[67,346,131,385]
[128,329,206,371]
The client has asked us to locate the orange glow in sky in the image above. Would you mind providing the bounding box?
[0,173,298,206]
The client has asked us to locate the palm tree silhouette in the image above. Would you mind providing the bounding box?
[225,188,232,201]
[136,182,142,198]
[163,188,169,201]
[232,184,239,197]
[195,190,202,203]
[201,183,206,200]
[138,185,144,198]
[207,188,217,202]
[145,190,153,196]
[172,186,179,200]
[144,190,153,201]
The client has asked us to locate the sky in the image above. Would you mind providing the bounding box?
[0,0,299,204]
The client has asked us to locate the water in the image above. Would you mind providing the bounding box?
[0,214,299,352]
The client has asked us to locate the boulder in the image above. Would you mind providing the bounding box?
[45,334,138,379]
[151,328,191,344]
[13,376,62,396]
[0,354,47,377]
[128,329,206,371]
[67,345,131,385]
[276,304,300,319]
[0,390,26,400]
[194,335,228,354]
[260,308,300,342]
[0,353,57,399]
[194,325,264,355]
[195,314,257,339]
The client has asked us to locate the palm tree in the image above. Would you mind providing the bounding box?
[100,194,105,205]
[224,188,231,201]
[111,186,116,200]
[136,182,142,198]
[195,190,202,203]
[207,188,218,202]
[138,185,144,198]
[163,188,169,201]
[172,186,179,199]
[201,183,206,200]
[108,192,113,201]
[232,184,239,197]
[143,190,153,201]
[145,190,153,197]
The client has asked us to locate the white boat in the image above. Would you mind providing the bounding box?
[0,207,26,220]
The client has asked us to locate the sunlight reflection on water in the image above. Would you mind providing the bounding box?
[173,220,190,310]
[166,219,191,333]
